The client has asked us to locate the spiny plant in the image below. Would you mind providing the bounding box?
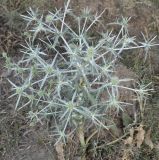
[4,0,157,154]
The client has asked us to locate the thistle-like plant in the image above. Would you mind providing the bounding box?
[5,0,158,147]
